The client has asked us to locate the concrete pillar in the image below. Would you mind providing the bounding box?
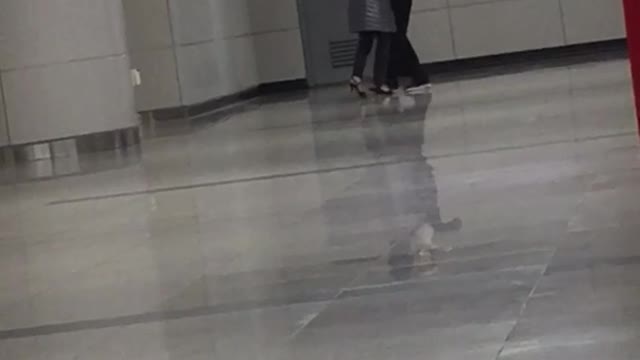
[0,0,137,146]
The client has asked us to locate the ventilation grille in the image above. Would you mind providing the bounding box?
[329,39,358,69]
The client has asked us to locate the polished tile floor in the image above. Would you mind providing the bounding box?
[1,59,639,359]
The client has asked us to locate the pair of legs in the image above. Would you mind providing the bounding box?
[352,31,392,88]
[388,0,430,88]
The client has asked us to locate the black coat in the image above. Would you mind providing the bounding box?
[348,0,396,33]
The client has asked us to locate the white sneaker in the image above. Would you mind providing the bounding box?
[406,83,432,94]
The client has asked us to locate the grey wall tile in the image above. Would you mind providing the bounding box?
[175,42,223,105]
[448,0,501,7]
[0,0,127,70]
[248,0,300,33]
[3,56,137,144]
[211,0,252,39]
[231,37,259,90]
[123,0,173,51]
[253,30,306,83]
[212,37,261,96]
[412,0,449,11]
[213,39,242,96]
[451,0,565,59]
[122,0,306,110]
[130,49,182,111]
[561,0,626,44]
[409,9,456,62]
[168,0,217,45]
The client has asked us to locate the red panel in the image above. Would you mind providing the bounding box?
[623,0,640,131]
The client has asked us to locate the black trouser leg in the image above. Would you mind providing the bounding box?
[388,33,402,88]
[388,0,411,85]
[392,35,430,86]
[392,0,412,34]
[405,38,430,85]
[352,32,375,79]
[389,0,430,86]
[373,32,391,87]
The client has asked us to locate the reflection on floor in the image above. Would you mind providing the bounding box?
[1,59,639,359]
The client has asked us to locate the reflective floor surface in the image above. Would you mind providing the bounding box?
[1,59,639,359]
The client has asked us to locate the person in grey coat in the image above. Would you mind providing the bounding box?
[348,0,397,96]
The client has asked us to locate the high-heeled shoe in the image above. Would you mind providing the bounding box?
[370,84,393,96]
[349,76,367,98]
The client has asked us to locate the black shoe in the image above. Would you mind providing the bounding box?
[349,76,367,98]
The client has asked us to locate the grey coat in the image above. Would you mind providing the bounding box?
[348,0,397,33]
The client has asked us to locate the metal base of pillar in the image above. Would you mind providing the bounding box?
[1,127,140,165]
[0,127,142,182]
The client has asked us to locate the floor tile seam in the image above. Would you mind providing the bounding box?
[284,298,337,342]
[338,264,548,298]
[0,221,152,246]
[500,324,640,356]
[46,157,424,205]
[0,217,340,341]
[385,247,557,269]
[493,247,559,360]
[544,253,640,275]
[253,117,365,132]
[0,232,604,338]
[46,131,636,206]
[253,114,427,132]
[292,254,388,335]
[283,252,391,342]
[0,295,336,341]
[211,260,547,296]
[358,248,556,277]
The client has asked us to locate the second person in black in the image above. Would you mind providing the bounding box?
[388,0,431,93]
